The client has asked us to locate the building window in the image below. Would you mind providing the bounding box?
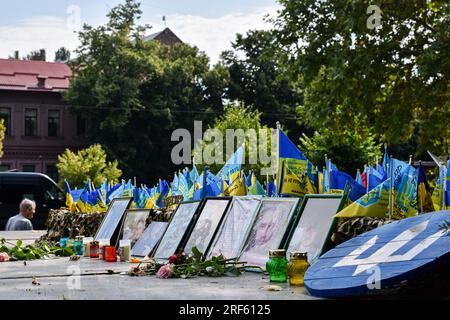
[24,109,38,136]
[46,164,59,182]
[48,110,60,137]
[0,164,10,172]
[22,165,36,172]
[76,115,86,136]
[0,108,11,135]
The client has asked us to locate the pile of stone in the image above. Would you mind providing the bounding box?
[39,207,176,243]
[329,217,391,248]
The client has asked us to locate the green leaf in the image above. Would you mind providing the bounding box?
[191,247,203,261]
[16,240,22,248]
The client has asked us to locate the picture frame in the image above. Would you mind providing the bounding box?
[206,196,262,260]
[239,198,300,269]
[284,194,346,264]
[94,197,133,246]
[152,200,201,261]
[120,209,151,247]
[183,197,232,257]
[131,221,169,258]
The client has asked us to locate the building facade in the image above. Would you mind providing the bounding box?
[0,59,87,181]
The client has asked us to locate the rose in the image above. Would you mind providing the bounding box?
[0,252,10,262]
[156,263,174,279]
[168,253,187,265]
[168,254,177,264]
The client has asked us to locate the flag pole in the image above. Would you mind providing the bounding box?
[366,163,370,194]
[275,121,281,195]
[442,162,446,209]
[324,154,329,193]
[419,160,424,214]
[388,156,393,221]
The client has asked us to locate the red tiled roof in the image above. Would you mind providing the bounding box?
[0,59,72,92]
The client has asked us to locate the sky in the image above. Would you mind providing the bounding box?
[0,0,280,64]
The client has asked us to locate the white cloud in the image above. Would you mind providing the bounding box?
[0,16,79,61]
[149,5,279,64]
[0,5,279,64]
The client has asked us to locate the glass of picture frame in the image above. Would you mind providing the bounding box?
[206,196,262,260]
[285,194,345,264]
[239,198,300,269]
[152,201,201,261]
[183,197,231,257]
[131,221,168,258]
[121,209,151,247]
[95,197,132,246]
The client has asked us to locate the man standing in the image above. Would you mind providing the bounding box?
[5,199,36,231]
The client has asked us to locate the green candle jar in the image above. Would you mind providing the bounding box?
[266,249,288,282]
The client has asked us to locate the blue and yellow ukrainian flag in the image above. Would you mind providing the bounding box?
[277,130,316,196]
[417,162,435,213]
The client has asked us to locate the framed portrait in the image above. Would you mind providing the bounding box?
[239,198,300,269]
[183,197,232,257]
[285,194,345,264]
[206,196,262,260]
[153,201,201,261]
[95,197,133,246]
[121,209,151,247]
[131,221,169,258]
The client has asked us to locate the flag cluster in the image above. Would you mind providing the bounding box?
[64,128,449,219]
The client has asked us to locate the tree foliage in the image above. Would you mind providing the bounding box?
[0,119,6,159]
[54,47,71,63]
[25,49,46,61]
[273,0,450,157]
[194,104,273,179]
[65,0,228,183]
[220,30,304,139]
[56,144,122,189]
[299,118,382,174]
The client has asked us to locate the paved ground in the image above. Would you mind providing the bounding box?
[0,231,318,300]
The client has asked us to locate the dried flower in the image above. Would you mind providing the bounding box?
[205,266,216,273]
[156,263,174,279]
[0,252,10,262]
[128,266,145,277]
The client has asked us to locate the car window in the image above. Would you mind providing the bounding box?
[0,184,43,204]
[45,182,64,201]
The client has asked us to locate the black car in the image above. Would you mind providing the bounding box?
[0,172,65,230]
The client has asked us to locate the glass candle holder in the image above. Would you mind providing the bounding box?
[119,240,131,262]
[287,252,310,286]
[83,237,94,257]
[73,236,84,256]
[98,239,110,260]
[90,241,100,258]
[266,249,288,282]
[104,246,117,262]
[59,237,69,248]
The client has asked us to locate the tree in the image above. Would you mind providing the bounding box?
[220,30,305,141]
[273,0,450,158]
[0,119,6,159]
[193,104,273,180]
[25,49,46,61]
[299,119,382,175]
[65,0,228,184]
[54,47,71,63]
[56,144,122,189]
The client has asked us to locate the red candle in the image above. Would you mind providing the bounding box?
[104,246,117,262]
[90,241,99,258]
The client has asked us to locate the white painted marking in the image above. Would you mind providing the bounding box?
[333,220,446,276]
